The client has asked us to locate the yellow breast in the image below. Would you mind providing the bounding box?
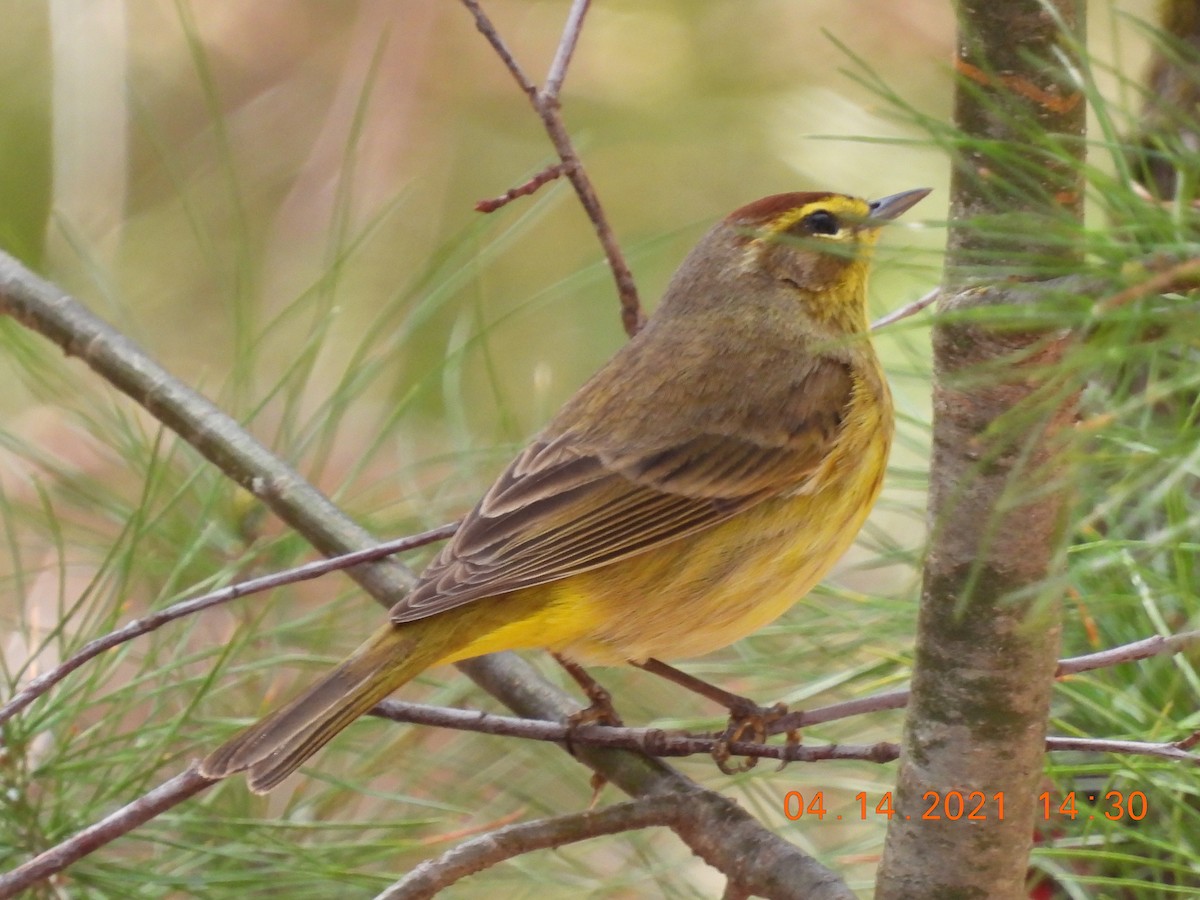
[574,373,891,662]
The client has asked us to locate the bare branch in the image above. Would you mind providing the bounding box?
[475,163,566,213]
[543,0,591,100]
[373,667,1200,767]
[0,253,421,599]
[542,110,645,337]
[370,698,900,764]
[871,288,939,330]
[1055,629,1200,677]
[377,788,857,900]
[1045,736,1200,764]
[375,795,695,900]
[0,768,216,899]
[0,523,459,727]
[459,0,537,98]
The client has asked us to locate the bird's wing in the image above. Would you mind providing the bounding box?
[391,356,854,623]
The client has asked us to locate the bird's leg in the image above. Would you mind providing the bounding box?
[553,653,624,727]
[633,658,798,774]
[552,654,622,802]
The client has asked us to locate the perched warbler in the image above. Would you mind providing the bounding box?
[202,187,929,793]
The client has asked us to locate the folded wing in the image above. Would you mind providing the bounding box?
[392,353,853,623]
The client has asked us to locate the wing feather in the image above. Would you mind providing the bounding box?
[391,346,854,623]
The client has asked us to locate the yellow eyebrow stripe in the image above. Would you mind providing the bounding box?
[762,195,871,235]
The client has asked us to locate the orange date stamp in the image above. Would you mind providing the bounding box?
[782,790,1149,822]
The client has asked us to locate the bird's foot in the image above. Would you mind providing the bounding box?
[713,699,796,774]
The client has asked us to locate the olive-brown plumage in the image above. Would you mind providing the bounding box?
[201,188,929,793]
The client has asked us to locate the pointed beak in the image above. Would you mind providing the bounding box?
[867,188,932,224]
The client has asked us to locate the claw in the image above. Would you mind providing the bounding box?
[712,701,791,774]
[587,771,608,807]
[775,728,802,772]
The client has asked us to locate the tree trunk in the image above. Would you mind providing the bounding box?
[875,1,1086,897]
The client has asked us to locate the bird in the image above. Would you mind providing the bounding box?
[200,186,930,793]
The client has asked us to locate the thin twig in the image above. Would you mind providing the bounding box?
[460,0,537,98]
[460,0,644,336]
[543,0,590,99]
[0,523,459,727]
[475,163,566,212]
[1044,736,1200,763]
[541,112,644,337]
[0,768,217,900]
[871,288,940,330]
[1176,730,1200,751]
[1055,629,1200,677]
[768,688,910,734]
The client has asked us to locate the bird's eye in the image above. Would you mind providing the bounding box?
[803,210,840,236]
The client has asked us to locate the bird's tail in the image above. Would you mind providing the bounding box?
[200,623,444,794]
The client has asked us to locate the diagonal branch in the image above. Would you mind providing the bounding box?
[0,769,215,899]
[376,788,856,900]
[459,0,536,98]
[0,522,459,727]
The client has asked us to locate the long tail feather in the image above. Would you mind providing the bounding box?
[200,624,439,793]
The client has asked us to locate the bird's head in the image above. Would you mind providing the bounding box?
[658,188,929,336]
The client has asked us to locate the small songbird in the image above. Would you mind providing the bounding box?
[201,187,930,793]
